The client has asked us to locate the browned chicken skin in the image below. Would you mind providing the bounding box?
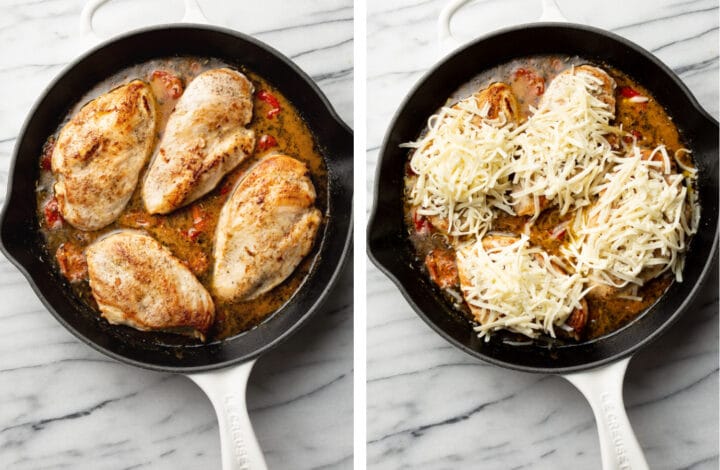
[466,82,521,124]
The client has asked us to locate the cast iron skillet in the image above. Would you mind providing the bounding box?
[368,23,718,372]
[367,13,718,470]
[0,21,351,470]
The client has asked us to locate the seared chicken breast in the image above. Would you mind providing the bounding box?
[544,65,616,112]
[457,234,588,339]
[51,80,157,230]
[142,68,256,214]
[566,145,692,301]
[456,235,518,326]
[414,82,520,235]
[511,65,617,218]
[85,230,215,340]
[465,82,521,123]
[213,154,322,302]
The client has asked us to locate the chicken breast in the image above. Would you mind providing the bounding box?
[568,146,689,299]
[456,234,518,325]
[142,68,256,214]
[511,65,617,218]
[466,82,521,123]
[424,248,459,289]
[423,82,520,234]
[51,80,157,231]
[85,230,215,340]
[544,65,616,112]
[213,154,322,302]
[457,234,588,339]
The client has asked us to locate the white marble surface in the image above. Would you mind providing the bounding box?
[0,1,352,469]
[367,1,718,469]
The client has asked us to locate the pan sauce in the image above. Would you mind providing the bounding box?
[404,55,696,342]
[36,57,327,341]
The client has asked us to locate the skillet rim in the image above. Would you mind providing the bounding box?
[0,23,354,373]
[367,21,719,374]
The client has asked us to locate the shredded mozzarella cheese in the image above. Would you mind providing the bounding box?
[512,69,622,218]
[403,96,518,236]
[401,65,699,342]
[564,146,698,288]
[457,235,588,340]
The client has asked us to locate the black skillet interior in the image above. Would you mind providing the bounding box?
[368,23,719,373]
[0,25,353,372]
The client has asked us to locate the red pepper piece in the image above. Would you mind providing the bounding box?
[623,129,643,144]
[183,205,208,241]
[44,197,63,229]
[151,70,184,99]
[257,90,281,119]
[40,137,56,171]
[192,205,207,231]
[513,68,545,95]
[257,134,278,151]
[413,211,432,234]
[619,86,641,98]
[257,90,280,108]
[184,226,202,242]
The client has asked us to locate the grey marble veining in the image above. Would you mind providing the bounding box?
[367,1,718,469]
[0,1,352,469]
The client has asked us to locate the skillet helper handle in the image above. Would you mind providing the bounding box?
[188,360,268,470]
[80,0,209,43]
[563,358,649,470]
[438,0,568,54]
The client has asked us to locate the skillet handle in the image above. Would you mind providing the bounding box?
[438,0,568,54]
[538,0,569,22]
[437,0,471,55]
[187,360,268,470]
[562,358,649,470]
[80,0,209,42]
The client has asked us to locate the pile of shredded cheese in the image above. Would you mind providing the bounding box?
[511,69,623,218]
[403,65,699,341]
[563,146,698,288]
[457,235,588,340]
[403,95,518,236]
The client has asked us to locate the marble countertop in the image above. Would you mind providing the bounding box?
[367,0,718,469]
[0,1,352,469]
